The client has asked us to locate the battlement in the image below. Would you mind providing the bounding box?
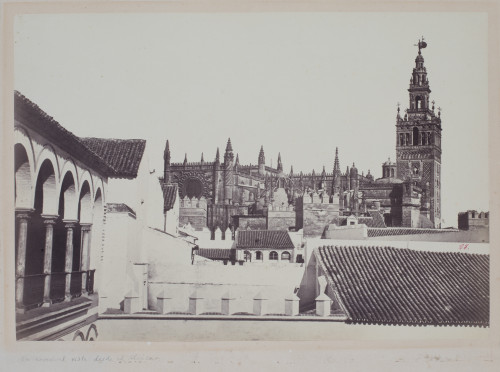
[180,195,208,209]
[300,191,336,204]
[458,210,489,230]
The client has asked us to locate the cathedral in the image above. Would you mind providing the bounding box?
[161,39,442,236]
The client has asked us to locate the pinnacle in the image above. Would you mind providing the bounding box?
[225,138,233,152]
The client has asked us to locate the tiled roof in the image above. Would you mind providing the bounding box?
[367,211,386,228]
[81,137,146,178]
[236,230,294,249]
[15,91,146,178]
[368,228,459,237]
[161,183,178,212]
[14,91,115,176]
[196,248,235,260]
[316,245,489,327]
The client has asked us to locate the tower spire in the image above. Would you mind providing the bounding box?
[277,152,283,172]
[163,139,171,183]
[215,147,220,164]
[332,147,341,195]
[258,145,265,176]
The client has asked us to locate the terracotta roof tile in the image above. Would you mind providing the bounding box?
[81,137,146,178]
[316,245,489,326]
[196,248,235,260]
[161,183,178,212]
[368,228,459,237]
[237,230,294,249]
[14,91,115,176]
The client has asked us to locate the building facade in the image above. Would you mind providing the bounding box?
[161,40,442,234]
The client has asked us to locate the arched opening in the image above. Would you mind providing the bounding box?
[390,168,395,177]
[281,251,291,262]
[51,172,78,302]
[89,188,103,294]
[244,250,251,262]
[255,251,263,261]
[269,251,278,261]
[75,181,92,297]
[23,159,57,308]
[412,127,419,146]
[14,144,32,209]
[416,96,423,109]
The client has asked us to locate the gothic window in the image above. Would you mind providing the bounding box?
[428,132,433,145]
[413,163,420,175]
[412,127,419,146]
[185,178,203,198]
[399,134,404,146]
[422,132,427,145]
[405,133,410,146]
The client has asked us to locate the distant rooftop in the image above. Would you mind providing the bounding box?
[316,245,489,327]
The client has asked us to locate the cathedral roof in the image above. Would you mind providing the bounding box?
[237,230,294,249]
[315,245,489,326]
[374,177,403,184]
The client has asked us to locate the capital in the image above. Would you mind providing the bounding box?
[41,214,58,225]
[80,223,92,232]
[63,219,78,228]
[15,208,35,220]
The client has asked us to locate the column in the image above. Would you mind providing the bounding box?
[41,215,58,306]
[15,209,33,308]
[63,220,77,301]
[80,223,92,295]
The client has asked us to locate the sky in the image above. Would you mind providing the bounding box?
[14,12,489,227]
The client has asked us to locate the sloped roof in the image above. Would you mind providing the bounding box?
[236,230,294,249]
[14,91,115,176]
[368,227,458,237]
[367,210,386,228]
[161,183,178,212]
[81,137,145,178]
[316,245,489,327]
[196,248,234,260]
[15,91,146,178]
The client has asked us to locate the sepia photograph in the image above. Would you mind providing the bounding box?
[2,0,498,370]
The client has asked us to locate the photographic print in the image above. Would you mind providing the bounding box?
[5,2,493,351]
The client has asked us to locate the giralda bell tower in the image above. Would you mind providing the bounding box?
[396,38,442,228]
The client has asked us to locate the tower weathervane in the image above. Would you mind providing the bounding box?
[415,37,427,53]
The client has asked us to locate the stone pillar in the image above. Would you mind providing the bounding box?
[41,215,58,306]
[15,209,33,308]
[189,291,204,315]
[315,293,331,317]
[80,223,92,295]
[63,220,77,301]
[156,290,173,314]
[124,290,141,314]
[253,292,269,316]
[221,291,236,315]
[285,293,300,316]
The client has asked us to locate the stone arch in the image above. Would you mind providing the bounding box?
[58,171,78,220]
[60,159,80,196]
[255,251,263,261]
[78,181,93,224]
[281,251,291,262]
[85,324,98,341]
[269,251,278,260]
[36,145,61,184]
[89,188,104,293]
[15,143,34,209]
[244,250,252,262]
[72,331,85,341]
[34,159,58,216]
[79,169,95,202]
